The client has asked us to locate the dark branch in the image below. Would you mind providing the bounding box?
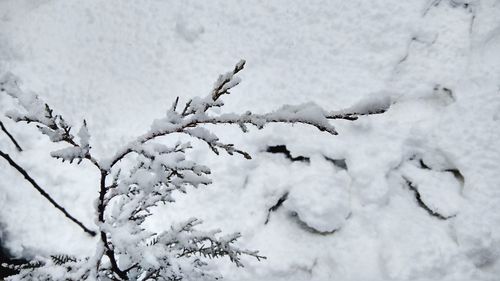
[266,145,309,163]
[0,150,96,236]
[97,170,128,280]
[264,192,289,225]
[326,108,388,121]
[0,121,23,152]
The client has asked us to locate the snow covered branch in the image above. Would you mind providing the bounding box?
[0,83,95,237]
[1,60,389,280]
[106,61,343,169]
[326,95,391,120]
[0,74,99,167]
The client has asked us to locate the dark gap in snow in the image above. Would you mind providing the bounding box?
[266,145,310,163]
[0,258,27,279]
[423,0,475,17]
[289,211,340,235]
[0,235,26,278]
[447,0,475,10]
[264,192,289,225]
[403,177,454,220]
[323,156,348,170]
[396,37,414,65]
[442,87,454,100]
[444,168,465,185]
[417,156,464,184]
[433,84,455,101]
[419,159,432,170]
[397,36,437,66]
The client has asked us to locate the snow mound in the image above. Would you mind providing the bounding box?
[400,161,463,218]
[284,158,351,233]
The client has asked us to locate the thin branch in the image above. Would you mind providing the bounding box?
[0,121,23,152]
[0,150,96,236]
[1,78,100,168]
[325,108,388,121]
[264,192,289,224]
[2,60,391,279]
[97,170,128,280]
[108,112,338,169]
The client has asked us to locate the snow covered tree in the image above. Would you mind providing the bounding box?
[0,60,389,280]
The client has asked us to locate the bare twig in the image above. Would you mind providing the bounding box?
[0,121,23,152]
[0,150,96,236]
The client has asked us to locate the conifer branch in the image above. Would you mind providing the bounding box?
[1,60,389,280]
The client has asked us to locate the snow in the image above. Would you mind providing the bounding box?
[283,156,351,234]
[1,0,500,280]
[400,161,463,218]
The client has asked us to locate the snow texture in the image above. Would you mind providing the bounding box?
[1,0,500,280]
[284,163,351,234]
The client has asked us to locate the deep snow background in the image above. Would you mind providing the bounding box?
[1,0,500,280]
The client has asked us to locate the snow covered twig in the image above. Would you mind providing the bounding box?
[1,60,388,280]
[0,74,99,167]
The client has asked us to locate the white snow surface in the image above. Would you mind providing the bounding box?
[1,0,500,280]
[283,156,351,234]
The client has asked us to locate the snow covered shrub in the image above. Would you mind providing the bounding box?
[0,60,388,280]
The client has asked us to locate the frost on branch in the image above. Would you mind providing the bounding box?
[2,60,388,280]
[1,73,95,165]
[326,94,391,121]
[50,121,91,164]
[107,59,339,169]
[2,255,92,281]
[100,140,264,280]
[0,73,57,130]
